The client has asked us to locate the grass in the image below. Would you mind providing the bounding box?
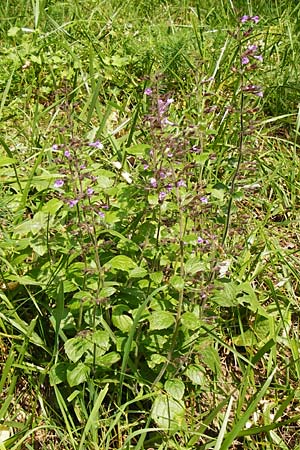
[1,0,300,448]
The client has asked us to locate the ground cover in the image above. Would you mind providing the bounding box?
[1,0,300,448]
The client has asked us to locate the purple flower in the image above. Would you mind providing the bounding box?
[197,236,204,244]
[52,144,59,150]
[251,15,259,24]
[150,177,157,188]
[241,56,250,65]
[68,199,79,207]
[177,180,186,188]
[144,88,153,96]
[64,150,71,158]
[248,44,258,52]
[89,140,103,149]
[240,15,249,23]
[87,187,94,196]
[254,55,263,62]
[98,211,105,218]
[200,196,208,204]
[166,183,173,192]
[143,164,149,170]
[159,191,167,201]
[54,179,64,188]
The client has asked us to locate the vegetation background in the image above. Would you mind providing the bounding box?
[1,0,300,448]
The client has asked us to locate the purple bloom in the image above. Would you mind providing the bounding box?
[248,44,258,52]
[241,56,250,65]
[144,88,153,96]
[143,164,149,170]
[254,55,263,62]
[52,144,59,150]
[150,177,157,188]
[255,90,264,97]
[98,211,105,218]
[89,140,103,149]
[177,180,186,188]
[200,196,208,204]
[159,191,167,201]
[240,15,249,23]
[197,237,204,244]
[54,179,64,188]
[251,15,259,24]
[64,150,71,158]
[166,183,173,192]
[87,187,94,196]
[68,199,79,207]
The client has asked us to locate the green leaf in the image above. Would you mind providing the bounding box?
[165,379,185,400]
[148,311,175,330]
[201,346,222,376]
[128,266,148,278]
[127,144,151,157]
[149,272,163,284]
[64,337,90,363]
[49,362,69,386]
[41,198,64,214]
[99,286,116,298]
[152,395,186,433]
[90,330,110,354]
[181,312,200,330]
[185,257,205,275]
[94,351,120,367]
[14,211,47,236]
[7,27,20,37]
[0,156,16,166]
[97,176,114,189]
[105,255,137,271]
[185,365,206,385]
[170,275,185,291]
[112,305,133,332]
[67,363,90,387]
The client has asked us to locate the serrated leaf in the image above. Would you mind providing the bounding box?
[148,311,175,330]
[165,379,185,400]
[64,337,90,363]
[152,395,186,433]
[67,363,90,387]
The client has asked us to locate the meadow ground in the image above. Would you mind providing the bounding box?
[1,1,300,449]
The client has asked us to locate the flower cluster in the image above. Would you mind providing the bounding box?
[52,139,108,218]
[240,15,259,24]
